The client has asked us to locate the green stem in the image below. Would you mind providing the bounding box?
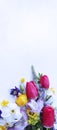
[46,128,49,130]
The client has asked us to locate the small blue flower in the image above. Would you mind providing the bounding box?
[10,86,20,96]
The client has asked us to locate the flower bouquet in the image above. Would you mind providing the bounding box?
[0,66,57,130]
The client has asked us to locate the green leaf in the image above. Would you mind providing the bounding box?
[31,65,38,83]
[19,85,24,93]
[38,73,43,80]
[45,95,52,101]
[24,121,43,130]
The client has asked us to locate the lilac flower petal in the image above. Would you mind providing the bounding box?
[15,121,28,130]
[21,110,28,121]
[8,127,18,130]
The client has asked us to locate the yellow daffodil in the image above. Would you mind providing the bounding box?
[20,78,25,83]
[1,100,9,107]
[0,126,6,130]
[15,94,28,106]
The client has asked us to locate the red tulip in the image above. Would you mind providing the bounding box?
[42,106,54,128]
[26,81,38,99]
[40,75,50,89]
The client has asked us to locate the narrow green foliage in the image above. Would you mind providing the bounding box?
[31,65,38,83]
[19,85,24,93]
[45,95,52,101]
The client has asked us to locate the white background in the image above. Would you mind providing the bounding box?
[0,0,57,105]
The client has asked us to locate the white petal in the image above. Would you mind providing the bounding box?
[2,107,10,118]
[8,103,20,110]
[0,119,6,126]
[37,99,44,113]
[27,99,38,110]
[27,99,44,114]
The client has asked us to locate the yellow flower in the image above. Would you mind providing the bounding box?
[15,94,28,106]
[0,126,6,130]
[26,109,39,125]
[1,100,9,107]
[27,109,39,120]
[49,87,55,94]
[20,78,25,83]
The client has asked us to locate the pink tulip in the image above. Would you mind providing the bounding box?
[40,75,50,89]
[42,106,54,128]
[26,81,38,99]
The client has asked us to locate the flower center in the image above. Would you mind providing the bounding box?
[11,109,15,113]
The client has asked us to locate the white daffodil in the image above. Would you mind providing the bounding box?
[4,103,22,127]
[0,115,11,127]
[27,99,43,114]
[7,103,22,121]
[1,107,10,118]
[0,102,22,127]
[0,118,6,126]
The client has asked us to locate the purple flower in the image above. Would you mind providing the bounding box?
[0,110,2,118]
[10,86,20,96]
[7,127,17,130]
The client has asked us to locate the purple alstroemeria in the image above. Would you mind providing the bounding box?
[0,110,2,118]
[7,127,17,130]
[10,86,20,96]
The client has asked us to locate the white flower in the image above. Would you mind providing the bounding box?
[0,118,6,126]
[27,100,38,110]
[27,99,43,114]
[0,102,22,127]
[1,107,10,118]
[7,103,22,121]
[37,99,44,113]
